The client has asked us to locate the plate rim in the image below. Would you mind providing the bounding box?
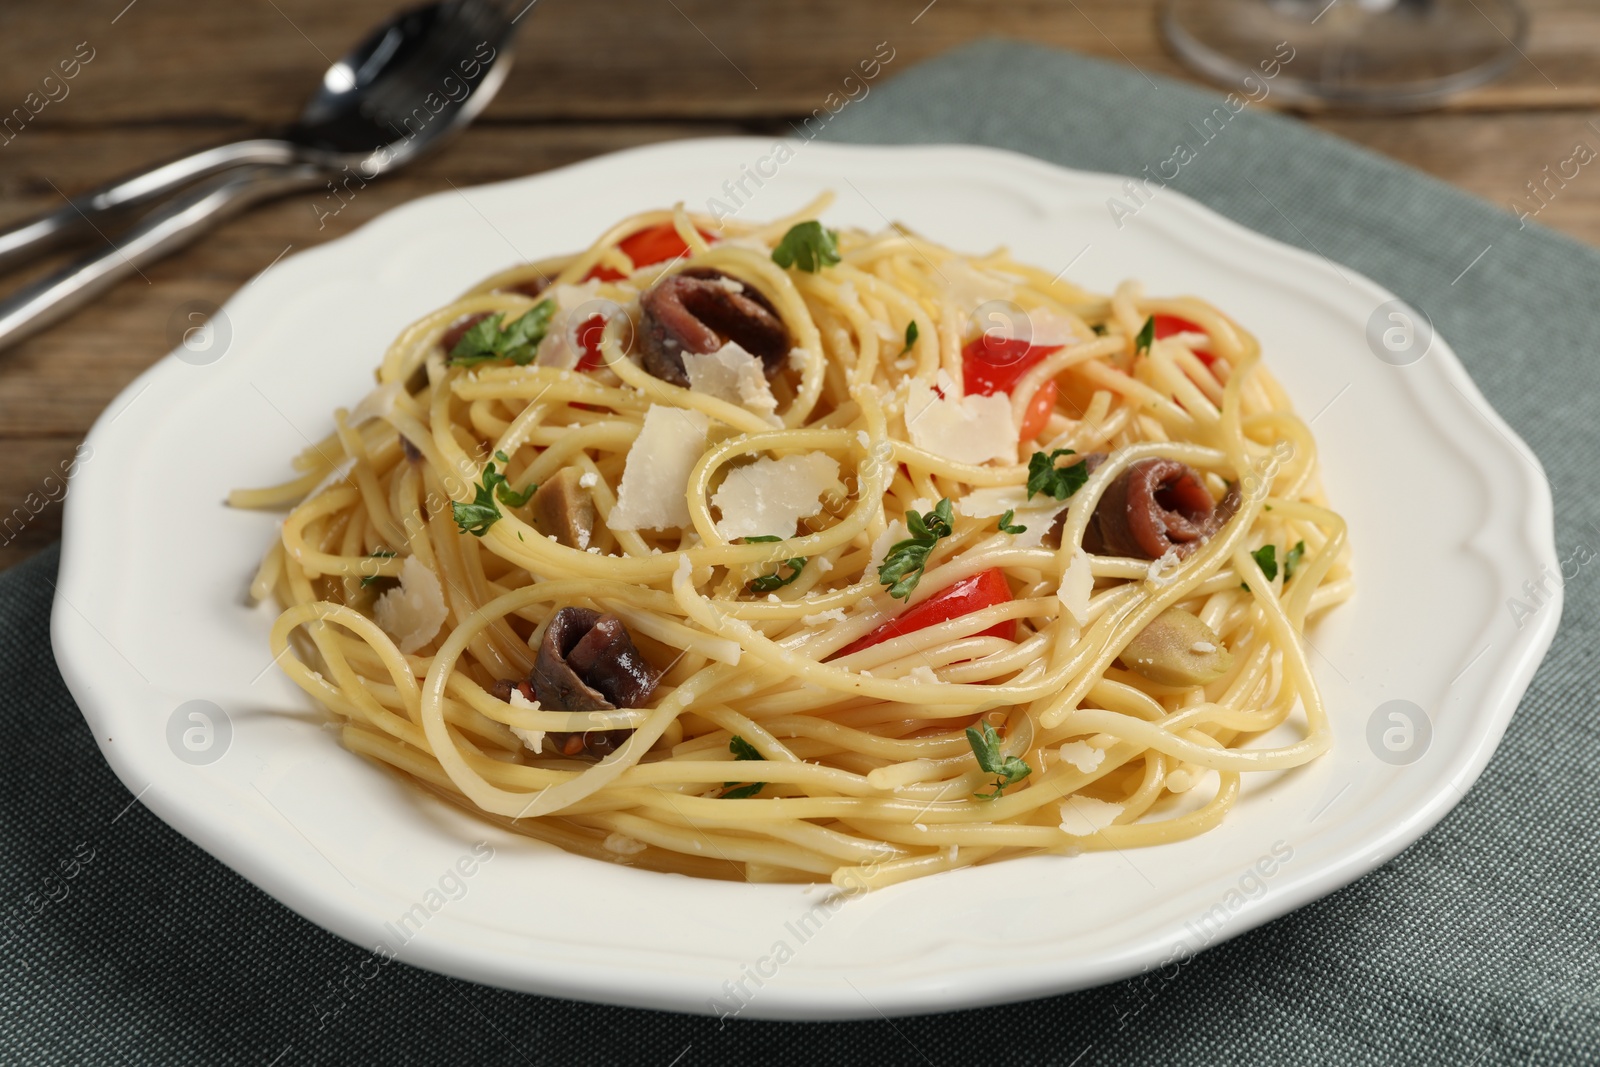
[51,136,1563,1019]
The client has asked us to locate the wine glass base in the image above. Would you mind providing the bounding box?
[1161,0,1530,111]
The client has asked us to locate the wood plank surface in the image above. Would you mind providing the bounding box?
[0,0,1594,568]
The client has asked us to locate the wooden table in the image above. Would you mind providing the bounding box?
[0,0,1594,569]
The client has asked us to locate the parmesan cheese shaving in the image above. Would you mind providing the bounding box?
[904,372,1018,466]
[533,281,604,371]
[712,453,841,541]
[608,405,709,531]
[868,520,908,572]
[349,381,403,425]
[1058,741,1105,773]
[682,341,780,423]
[373,556,448,654]
[1059,795,1123,836]
[1058,549,1093,627]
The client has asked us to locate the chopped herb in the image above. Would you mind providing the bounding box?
[1284,540,1306,581]
[1134,315,1155,356]
[966,721,1031,800]
[1091,323,1109,336]
[743,535,807,594]
[878,498,955,600]
[1026,448,1089,502]
[1241,544,1279,591]
[901,320,919,355]
[452,450,537,537]
[997,509,1027,535]
[771,221,841,273]
[721,735,767,798]
[447,300,555,367]
[359,549,397,589]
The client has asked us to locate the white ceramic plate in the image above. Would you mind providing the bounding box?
[53,139,1560,1020]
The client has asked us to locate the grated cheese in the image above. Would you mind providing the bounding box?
[1146,548,1180,586]
[506,688,545,755]
[712,452,841,541]
[802,609,847,626]
[903,371,1018,466]
[603,832,648,855]
[373,556,448,654]
[578,471,599,489]
[607,405,710,531]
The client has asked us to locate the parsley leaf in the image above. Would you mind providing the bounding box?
[997,509,1027,535]
[1284,540,1307,581]
[1134,315,1155,356]
[721,735,767,798]
[1242,544,1279,591]
[743,535,808,594]
[1091,323,1109,336]
[1026,448,1089,501]
[359,549,397,589]
[452,450,536,537]
[771,221,841,273]
[900,320,919,355]
[966,721,1031,800]
[447,300,556,367]
[878,498,954,600]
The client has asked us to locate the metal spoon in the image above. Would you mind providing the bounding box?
[0,0,522,352]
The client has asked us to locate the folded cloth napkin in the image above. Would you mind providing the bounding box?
[5,40,1597,1066]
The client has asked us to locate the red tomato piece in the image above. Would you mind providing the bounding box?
[835,568,1015,659]
[575,313,607,371]
[585,221,714,281]
[1152,313,1215,367]
[961,335,1063,440]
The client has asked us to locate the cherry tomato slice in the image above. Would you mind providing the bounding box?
[585,221,714,281]
[835,568,1014,659]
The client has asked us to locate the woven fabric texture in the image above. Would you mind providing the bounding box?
[5,41,1597,1066]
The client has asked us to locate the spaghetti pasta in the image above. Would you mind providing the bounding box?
[234,197,1351,891]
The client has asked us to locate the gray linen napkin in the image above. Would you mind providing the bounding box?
[4,40,1596,1066]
